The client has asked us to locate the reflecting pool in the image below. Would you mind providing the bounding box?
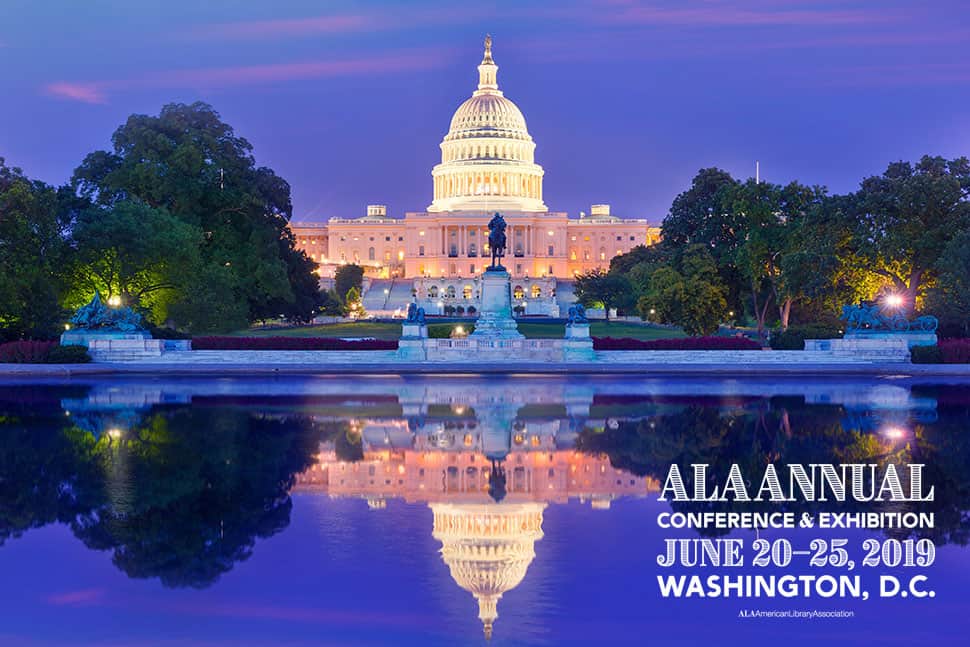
[1,375,968,645]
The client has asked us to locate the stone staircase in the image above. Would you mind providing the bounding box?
[360,279,394,313]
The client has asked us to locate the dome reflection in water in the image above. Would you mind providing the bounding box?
[0,377,968,643]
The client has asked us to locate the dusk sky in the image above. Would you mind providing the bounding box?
[2,0,968,224]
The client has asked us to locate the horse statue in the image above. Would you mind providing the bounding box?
[487,212,507,270]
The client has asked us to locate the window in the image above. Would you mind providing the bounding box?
[630,235,635,241]
[463,284,473,299]
[570,250,577,260]
[398,250,405,261]
[468,243,477,257]
[384,251,391,261]
[446,285,456,298]
[385,236,391,242]
[548,245,554,256]
[419,245,425,256]
[515,264,522,275]
[531,285,541,298]
[429,286,439,298]
[513,285,525,299]
[470,264,476,274]
[368,247,375,261]
[599,248,606,260]
[398,236,404,241]
[548,265,553,275]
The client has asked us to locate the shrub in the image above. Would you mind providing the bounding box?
[593,336,761,351]
[911,345,943,364]
[770,325,842,351]
[0,340,57,363]
[46,345,92,363]
[148,325,192,340]
[939,339,970,363]
[192,337,397,350]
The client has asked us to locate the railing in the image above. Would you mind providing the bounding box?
[430,338,561,351]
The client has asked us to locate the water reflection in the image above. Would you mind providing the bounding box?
[0,377,968,642]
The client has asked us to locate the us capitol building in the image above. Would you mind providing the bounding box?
[290,36,660,315]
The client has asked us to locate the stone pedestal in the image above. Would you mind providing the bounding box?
[563,323,594,360]
[397,322,428,360]
[470,269,522,339]
[844,331,937,349]
[61,329,149,347]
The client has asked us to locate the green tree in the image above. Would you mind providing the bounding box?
[660,168,745,315]
[344,286,366,319]
[574,269,633,320]
[926,229,970,337]
[638,246,727,335]
[334,264,364,304]
[730,180,826,336]
[847,155,970,310]
[71,102,316,329]
[68,200,202,321]
[0,158,70,340]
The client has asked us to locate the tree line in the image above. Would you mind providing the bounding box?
[0,102,325,340]
[576,157,970,338]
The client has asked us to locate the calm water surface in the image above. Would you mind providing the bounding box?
[1,375,968,646]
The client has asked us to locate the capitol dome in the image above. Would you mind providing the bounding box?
[431,502,545,640]
[429,36,547,213]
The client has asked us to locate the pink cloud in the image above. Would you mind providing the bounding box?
[47,588,106,606]
[573,0,903,27]
[42,49,447,104]
[45,82,107,104]
[184,14,375,40]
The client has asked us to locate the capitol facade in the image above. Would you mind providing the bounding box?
[290,37,660,315]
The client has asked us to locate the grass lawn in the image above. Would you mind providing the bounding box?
[236,320,683,341]
[240,322,403,340]
[518,320,685,340]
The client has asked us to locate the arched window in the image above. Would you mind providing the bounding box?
[368,247,375,261]
[463,284,473,299]
[531,285,541,298]
[599,248,606,261]
[429,285,439,298]
[513,285,525,299]
[468,243,477,257]
[446,285,456,299]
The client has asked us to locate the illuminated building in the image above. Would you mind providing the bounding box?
[289,37,660,314]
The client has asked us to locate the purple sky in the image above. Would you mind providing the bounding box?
[2,1,969,224]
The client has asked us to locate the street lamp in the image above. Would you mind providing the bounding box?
[884,293,904,309]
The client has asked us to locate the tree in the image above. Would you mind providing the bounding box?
[344,286,365,319]
[660,168,745,315]
[574,269,633,320]
[0,158,70,340]
[638,246,727,335]
[69,200,202,322]
[926,229,970,337]
[334,264,364,304]
[70,102,316,330]
[847,155,970,310]
[730,180,826,336]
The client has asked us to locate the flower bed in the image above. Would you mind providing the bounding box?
[0,340,91,363]
[192,336,398,351]
[593,336,761,351]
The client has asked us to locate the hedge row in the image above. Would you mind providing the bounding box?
[192,336,398,351]
[770,325,843,350]
[911,339,970,364]
[593,336,762,351]
[0,341,91,363]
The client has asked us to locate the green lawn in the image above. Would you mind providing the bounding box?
[236,319,683,341]
[240,322,403,340]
